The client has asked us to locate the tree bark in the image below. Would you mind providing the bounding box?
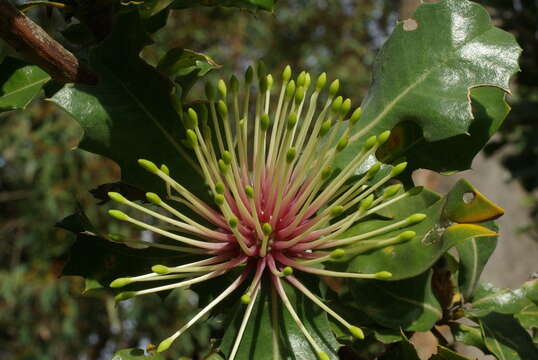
[0,0,97,84]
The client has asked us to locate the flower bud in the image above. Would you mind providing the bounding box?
[316,72,327,91]
[218,79,227,99]
[282,65,292,82]
[329,79,340,97]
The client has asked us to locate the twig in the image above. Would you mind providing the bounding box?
[0,0,97,84]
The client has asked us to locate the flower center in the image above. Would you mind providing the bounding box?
[106,64,426,358]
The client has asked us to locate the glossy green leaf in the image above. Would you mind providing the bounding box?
[444,179,504,223]
[50,12,206,197]
[344,181,498,280]
[469,280,538,317]
[0,57,50,112]
[348,270,442,331]
[220,280,339,360]
[170,0,275,11]
[456,223,498,300]
[479,313,538,360]
[385,87,511,173]
[430,346,473,360]
[336,0,521,173]
[112,348,165,359]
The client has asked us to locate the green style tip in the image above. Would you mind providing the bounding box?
[364,135,377,150]
[341,98,352,117]
[399,231,416,241]
[222,151,232,165]
[217,79,227,99]
[261,113,271,131]
[383,184,402,198]
[377,130,391,145]
[244,186,254,199]
[115,291,136,302]
[282,65,292,82]
[282,266,294,276]
[152,265,170,274]
[186,129,198,148]
[336,135,349,152]
[329,79,340,97]
[316,72,327,91]
[205,81,216,101]
[215,182,225,195]
[285,80,296,98]
[262,223,273,236]
[230,75,239,94]
[318,351,330,360]
[138,159,159,174]
[108,209,129,221]
[349,107,362,126]
[297,71,307,87]
[407,213,426,224]
[228,217,238,228]
[367,162,381,178]
[217,100,228,118]
[330,205,344,218]
[160,164,170,175]
[330,249,346,260]
[321,165,333,180]
[187,108,198,128]
[157,337,174,353]
[108,192,128,204]
[295,86,305,104]
[331,96,343,113]
[287,112,298,130]
[214,194,225,206]
[390,162,408,177]
[349,325,365,339]
[319,120,332,137]
[360,194,375,211]
[245,65,254,84]
[241,293,252,304]
[146,192,162,205]
[110,278,132,288]
[286,147,297,164]
[218,159,229,174]
[375,271,393,280]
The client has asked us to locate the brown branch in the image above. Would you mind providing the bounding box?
[0,0,97,84]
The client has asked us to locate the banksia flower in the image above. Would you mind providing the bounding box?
[107,64,427,358]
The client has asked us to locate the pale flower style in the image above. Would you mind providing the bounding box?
[107,64,425,359]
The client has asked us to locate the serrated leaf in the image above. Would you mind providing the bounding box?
[219,280,339,360]
[382,87,510,173]
[112,348,165,359]
[336,0,521,173]
[50,11,206,198]
[0,57,50,112]
[469,280,538,317]
[479,313,538,360]
[170,0,275,11]
[348,270,442,332]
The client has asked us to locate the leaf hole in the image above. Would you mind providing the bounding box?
[463,191,475,204]
[403,18,419,31]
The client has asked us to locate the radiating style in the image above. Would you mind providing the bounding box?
[106,64,426,359]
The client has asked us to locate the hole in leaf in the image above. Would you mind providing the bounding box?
[403,18,419,31]
[463,191,475,204]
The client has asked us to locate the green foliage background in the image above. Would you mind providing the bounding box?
[0,0,535,359]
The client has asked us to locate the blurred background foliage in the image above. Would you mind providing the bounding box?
[0,0,536,359]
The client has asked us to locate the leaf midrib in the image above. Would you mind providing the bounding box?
[0,76,50,101]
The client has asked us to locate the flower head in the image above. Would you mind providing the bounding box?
[107,64,425,358]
